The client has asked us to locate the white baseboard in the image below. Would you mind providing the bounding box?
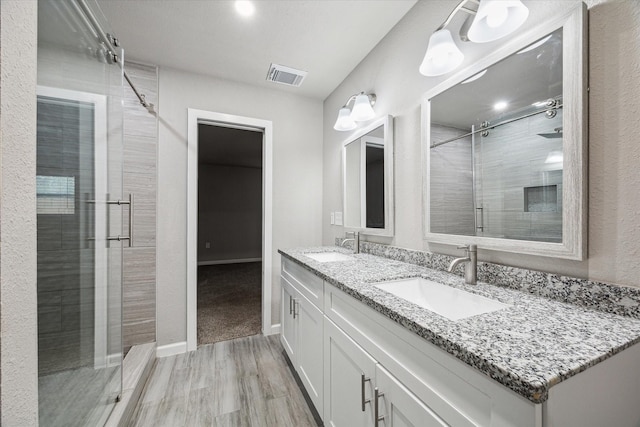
[107,352,123,368]
[157,341,187,358]
[197,257,262,266]
[267,323,281,335]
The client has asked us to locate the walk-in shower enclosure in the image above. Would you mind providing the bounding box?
[37,1,125,424]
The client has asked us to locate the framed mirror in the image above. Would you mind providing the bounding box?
[343,115,394,236]
[422,4,587,260]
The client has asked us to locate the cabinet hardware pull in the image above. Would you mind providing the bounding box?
[374,387,384,426]
[361,373,371,411]
[289,295,293,315]
[293,299,299,319]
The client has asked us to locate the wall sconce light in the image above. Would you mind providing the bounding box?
[333,92,377,131]
[419,0,529,77]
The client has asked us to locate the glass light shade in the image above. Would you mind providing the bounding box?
[545,150,563,164]
[350,94,376,122]
[468,0,529,43]
[419,29,464,77]
[334,107,357,131]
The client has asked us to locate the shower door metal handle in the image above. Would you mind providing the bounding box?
[475,207,484,232]
[107,193,134,247]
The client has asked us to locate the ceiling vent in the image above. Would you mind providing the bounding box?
[266,63,307,87]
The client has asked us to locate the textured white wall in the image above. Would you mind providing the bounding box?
[0,1,39,424]
[157,67,323,346]
[323,0,640,288]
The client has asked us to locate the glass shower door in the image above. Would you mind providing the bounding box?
[37,1,124,425]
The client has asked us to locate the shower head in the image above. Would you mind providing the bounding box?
[538,127,563,139]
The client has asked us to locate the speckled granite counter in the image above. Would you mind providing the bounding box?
[278,246,640,404]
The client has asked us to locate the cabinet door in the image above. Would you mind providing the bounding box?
[324,318,377,427]
[280,276,296,362]
[375,365,447,427]
[295,295,324,417]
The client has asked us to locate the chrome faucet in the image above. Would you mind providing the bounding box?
[340,231,360,254]
[447,244,477,285]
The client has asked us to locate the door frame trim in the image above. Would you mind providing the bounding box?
[187,109,273,352]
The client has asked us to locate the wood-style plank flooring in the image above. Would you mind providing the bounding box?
[129,335,320,427]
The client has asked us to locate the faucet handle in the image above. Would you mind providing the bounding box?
[457,244,477,254]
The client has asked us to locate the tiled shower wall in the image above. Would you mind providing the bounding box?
[429,124,475,235]
[122,62,158,352]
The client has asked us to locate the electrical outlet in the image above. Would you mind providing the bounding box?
[334,211,343,226]
[205,242,211,249]
[330,212,335,225]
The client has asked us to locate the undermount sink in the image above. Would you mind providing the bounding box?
[374,277,510,321]
[304,252,354,263]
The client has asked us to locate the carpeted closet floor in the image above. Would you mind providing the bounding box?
[197,262,262,346]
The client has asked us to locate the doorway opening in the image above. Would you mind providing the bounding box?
[197,124,263,345]
[187,109,273,352]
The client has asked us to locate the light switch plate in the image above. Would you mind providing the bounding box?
[330,212,335,225]
[335,211,343,226]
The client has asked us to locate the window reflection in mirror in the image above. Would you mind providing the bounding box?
[343,115,394,236]
[429,28,563,243]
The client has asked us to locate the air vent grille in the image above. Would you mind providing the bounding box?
[266,63,307,87]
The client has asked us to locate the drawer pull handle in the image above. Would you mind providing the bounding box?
[293,299,299,319]
[375,387,384,426]
[289,295,293,315]
[361,373,371,411]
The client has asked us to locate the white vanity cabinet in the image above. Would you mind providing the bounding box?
[324,317,377,427]
[324,317,447,427]
[323,285,541,427]
[280,259,324,417]
[281,254,640,427]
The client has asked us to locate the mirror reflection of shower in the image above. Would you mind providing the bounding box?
[471,99,563,242]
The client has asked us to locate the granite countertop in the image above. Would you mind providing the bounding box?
[278,246,640,404]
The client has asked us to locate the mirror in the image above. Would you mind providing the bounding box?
[343,115,394,236]
[423,5,586,260]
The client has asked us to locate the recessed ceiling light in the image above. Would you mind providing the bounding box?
[493,101,508,111]
[235,1,255,17]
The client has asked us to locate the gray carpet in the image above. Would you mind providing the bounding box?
[197,262,262,346]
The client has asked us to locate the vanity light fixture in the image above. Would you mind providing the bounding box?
[461,69,487,84]
[333,92,377,131]
[419,0,529,77]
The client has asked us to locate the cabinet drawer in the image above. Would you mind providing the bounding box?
[282,258,324,309]
[325,285,540,427]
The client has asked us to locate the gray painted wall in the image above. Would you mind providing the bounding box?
[156,66,323,346]
[323,0,640,288]
[0,1,39,424]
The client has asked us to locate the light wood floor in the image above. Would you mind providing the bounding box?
[129,335,320,427]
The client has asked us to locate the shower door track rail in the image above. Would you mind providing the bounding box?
[74,0,155,113]
[430,104,563,149]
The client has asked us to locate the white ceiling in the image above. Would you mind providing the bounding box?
[96,0,417,100]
